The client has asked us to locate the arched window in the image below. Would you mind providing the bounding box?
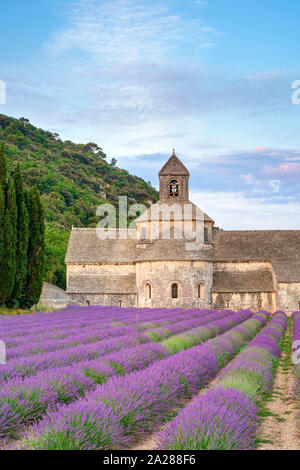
[226,300,231,309]
[85,300,90,307]
[258,299,263,308]
[118,300,122,308]
[170,180,179,197]
[171,283,179,299]
[198,282,205,300]
[145,282,152,300]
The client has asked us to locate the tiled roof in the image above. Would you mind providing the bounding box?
[213,270,275,293]
[67,274,137,294]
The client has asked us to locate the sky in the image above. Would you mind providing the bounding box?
[1,0,300,230]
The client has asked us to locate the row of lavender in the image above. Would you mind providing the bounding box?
[1,306,211,345]
[5,309,232,359]
[0,305,125,335]
[2,308,207,350]
[157,311,288,450]
[16,311,268,449]
[0,306,210,342]
[292,311,300,427]
[0,310,250,443]
[0,310,234,377]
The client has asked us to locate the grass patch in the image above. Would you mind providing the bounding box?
[0,304,64,316]
[256,438,274,445]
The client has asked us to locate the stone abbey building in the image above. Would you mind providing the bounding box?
[63,152,300,314]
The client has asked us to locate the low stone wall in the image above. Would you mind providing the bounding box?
[39,282,71,308]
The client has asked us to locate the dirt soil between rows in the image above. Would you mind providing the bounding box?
[257,324,300,450]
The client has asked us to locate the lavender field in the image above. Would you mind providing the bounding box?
[0,305,298,450]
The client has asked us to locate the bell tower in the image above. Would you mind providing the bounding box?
[158,150,190,203]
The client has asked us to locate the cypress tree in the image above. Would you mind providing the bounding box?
[1,179,17,303]
[8,164,29,306]
[0,186,5,305]
[0,143,6,187]
[21,187,45,308]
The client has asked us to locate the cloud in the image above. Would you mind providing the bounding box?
[2,0,300,233]
[190,190,300,230]
[286,156,300,161]
[45,0,216,63]
[269,180,281,193]
[263,162,300,176]
[2,0,296,164]
[240,174,280,193]
[37,0,293,136]
[240,173,260,187]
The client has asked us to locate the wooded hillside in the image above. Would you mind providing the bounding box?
[0,114,158,289]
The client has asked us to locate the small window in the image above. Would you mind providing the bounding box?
[204,227,209,243]
[140,227,147,240]
[171,283,179,299]
[258,299,263,308]
[198,283,205,300]
[118,300,122,308]
[145,283,152,300]
[170,180,179,197]
[226,300,231,309]
[85,300,90,306]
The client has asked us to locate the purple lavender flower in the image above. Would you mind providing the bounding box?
[16,311,265,450]
[156,387,259,450]
[157,312,287,451]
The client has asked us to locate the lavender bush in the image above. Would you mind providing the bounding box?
[18,312,267,450]
[157,312,287,450]
[0,312,245,442]
[156,387,258,450]
[292,312,300,415]
[0,310,234,380]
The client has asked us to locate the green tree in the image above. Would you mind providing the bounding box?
[21,187,45,308]
[9,164,29,306]
[1,179,17,304]
[0,142,6,187]
[44,226,68,289]
[0,186,5,305]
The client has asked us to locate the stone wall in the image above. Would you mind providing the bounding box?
[63,260,299,314]
[277,283,300,315]
[66,262,136,286]
[67,293,137,307]
[212,291,275,312]
[212,261,276,312]
[39,282,70,308]
[159,174,189,202]
[214,261,273,274]
[136,260,213,309]
[66,263,137,307]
